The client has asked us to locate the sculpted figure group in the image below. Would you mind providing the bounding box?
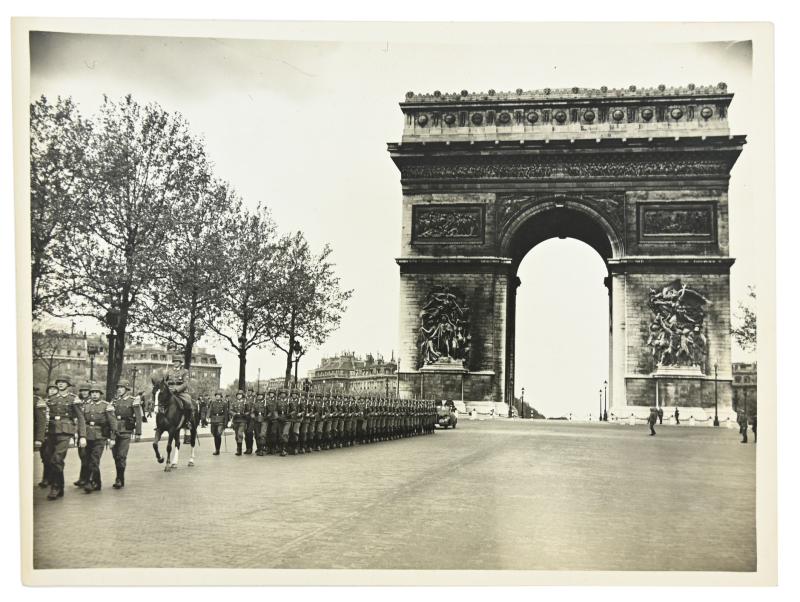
[646,279,710,370]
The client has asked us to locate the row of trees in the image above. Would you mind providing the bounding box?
[31,94,351,394]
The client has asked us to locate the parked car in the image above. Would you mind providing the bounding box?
[436,400,458,429]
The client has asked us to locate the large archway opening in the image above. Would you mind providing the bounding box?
[504,205,617,419]
[514,238,609,419]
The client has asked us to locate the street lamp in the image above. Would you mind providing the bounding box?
[599,389,602,423]
[603,380,608,422]
[87,344,98,381]
[713,363,720,427]
[131,366,140,393]
[521,387,525,419]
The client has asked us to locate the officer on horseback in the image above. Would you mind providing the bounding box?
[167,357,193,433]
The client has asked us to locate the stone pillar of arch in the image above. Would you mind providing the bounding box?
[388,84,745,417]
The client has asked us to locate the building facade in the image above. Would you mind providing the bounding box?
[306,352,398,395]
[732,362,757,417]
[32,328,221,397]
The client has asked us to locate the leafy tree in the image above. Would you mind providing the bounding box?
[137,178,241,370]
[56,95,209,394]
[732,285,757,353]
[206,205,280,387]
[268,232,353,388]
[29,96,92,319]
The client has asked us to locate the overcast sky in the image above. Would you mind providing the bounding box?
[29,32,756,418]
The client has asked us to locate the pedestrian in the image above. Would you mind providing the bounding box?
[73,382,92,488]
[648,407,657,436]
[81,383,117,493]
[751,415,757,443]
[35,374,86,500]
[674,407,680,425]
[657,407,664,425]
[110,379,143,489]
[229,390,249,456]
[204,390,229,455]
[737,409,748,443]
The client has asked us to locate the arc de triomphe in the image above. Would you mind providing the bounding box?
[388,84,746,417]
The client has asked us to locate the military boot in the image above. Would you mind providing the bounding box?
[235,443,242,456]
[38,479,50,489]
[73,478,86,487]
[47,485,63,500]
[280,442,288,457]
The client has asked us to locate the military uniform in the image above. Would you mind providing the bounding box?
[204,391,229,455]
[166,364,193,434]
[35,375,86,500]
[648,408,658,436]
[298,393,312,454]
[111,379,142,488]
[737,410,748,443]
[277,390,292,456]
[288,391,302,455]
[82,385,117,492]
[265,390,279,455]
[229,391,249,456]
[73,383,92,487]
[33,385,51,489]
[244,388,256,454]
[312,394,325,452]
[251,391,268,456]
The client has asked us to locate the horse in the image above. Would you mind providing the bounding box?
[151,370,200,471]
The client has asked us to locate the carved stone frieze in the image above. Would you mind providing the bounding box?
[412,204,485,244]
[400,152,733,181]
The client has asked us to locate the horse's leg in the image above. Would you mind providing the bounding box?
[165,433,173,472]
[171,432,180,468]
[153,428,165,464]
[188,425,197,467]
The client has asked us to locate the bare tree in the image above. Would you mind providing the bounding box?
[32,328,74,385]
[732,285,757,353]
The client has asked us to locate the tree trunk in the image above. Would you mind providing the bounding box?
[238,350,247,390]
[283,312,296,388]
[183,291,198,370]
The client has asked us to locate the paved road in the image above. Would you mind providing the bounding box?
[32,419,756,571]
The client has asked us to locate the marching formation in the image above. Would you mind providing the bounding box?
[33,371,439,501]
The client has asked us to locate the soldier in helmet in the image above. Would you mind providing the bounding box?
[277,389,292,457]
[204,390,229,455]
[244,387,256,455]
[228,390,249,456]
[110,379,142,488]
[265,389,279,455]
[287,389,302,455]
[35,374,86,500]
[298,391,312,454]
[33,383,52,489]
[251,390,268,456]
[72,382,92,488]
[82,383,117,493]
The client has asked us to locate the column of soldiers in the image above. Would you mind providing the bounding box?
[201,389,439,457]
[34,374,142,500]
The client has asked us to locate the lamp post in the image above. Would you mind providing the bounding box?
[713,363,720,426]
[521,387,525,419]
[87,344,98,381]
[603,379,608,422]
[131,366,139,393]
[599,389,602,423]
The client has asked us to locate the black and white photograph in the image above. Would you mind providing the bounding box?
[10,18,777,586]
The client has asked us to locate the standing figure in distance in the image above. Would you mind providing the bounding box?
[33,383,52,489]
[82,383,117,493]
[751,414,757,444]
[648,407,658,436]
[674,407,680,425]
[111,379,142,488]
[737,409,748,443]
[657,406,664,425]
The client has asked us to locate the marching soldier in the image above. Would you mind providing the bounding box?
[251,391,268,456]
[204,390,229,455]
[33,384,51,489]
[288,389,303,455]
[312,393,324,452]
[82,383,117,493]
[277,389,292,456]
[229,390,249,456]
[298,391,312,454]
[737,409,749,443]
[320,392,332,450]
[265,390,279,455]
[244,387,256,455]
[35,374,86,500]
[73,382,92,488]
[111,379,142,488]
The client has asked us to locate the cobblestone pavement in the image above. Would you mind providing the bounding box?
[32,419,756,571]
